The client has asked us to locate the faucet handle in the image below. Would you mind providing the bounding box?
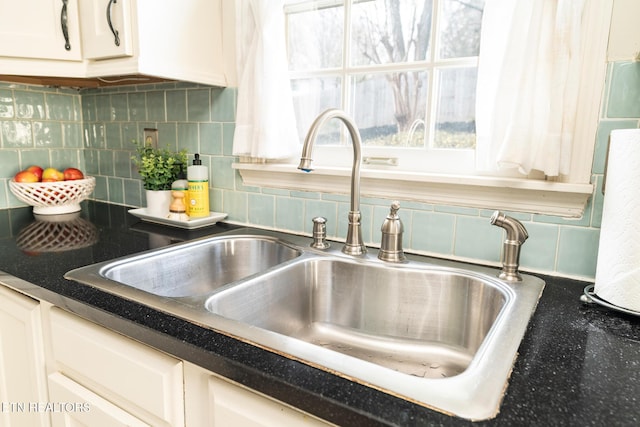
[311,217,330,249]
[389,200,400,217]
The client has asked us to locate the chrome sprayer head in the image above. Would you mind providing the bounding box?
[490,211,528,281]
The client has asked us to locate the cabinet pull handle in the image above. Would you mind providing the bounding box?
[61,0,71,51]
[106,0,121,46]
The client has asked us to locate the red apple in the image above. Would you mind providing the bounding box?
[14,170,39,183]
[42,167,64,181]
[63,167,84,180]
[26,165,43,181]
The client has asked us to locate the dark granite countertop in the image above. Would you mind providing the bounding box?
[1,202,639,426]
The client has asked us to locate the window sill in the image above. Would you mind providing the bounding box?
[233,163,593,218]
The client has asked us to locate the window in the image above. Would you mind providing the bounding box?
[234,0,612,217]
[285,0,483,174]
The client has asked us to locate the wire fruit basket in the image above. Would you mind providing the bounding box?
[9,176,96,215]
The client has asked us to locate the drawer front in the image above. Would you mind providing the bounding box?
[184,362,334,427]
[47,307,183,427]
[48,372,149,427]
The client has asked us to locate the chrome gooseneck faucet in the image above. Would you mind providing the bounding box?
[298,109,366,256]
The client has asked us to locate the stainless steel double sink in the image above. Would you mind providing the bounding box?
[65,228,544,421]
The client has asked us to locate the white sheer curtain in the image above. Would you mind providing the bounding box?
[233,0,299,160]
[475,0,587,177]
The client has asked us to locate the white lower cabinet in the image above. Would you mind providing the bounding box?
[0,283,333,427]
[47,372,149,427]
[43,306,184,427]
[0,286,50,427]
[184,362,333,427]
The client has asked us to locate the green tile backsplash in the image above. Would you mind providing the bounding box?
[0,83,85,209]
[607,61,640,118]
[2,60,640,280]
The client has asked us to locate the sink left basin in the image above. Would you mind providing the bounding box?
[66,235,302,298]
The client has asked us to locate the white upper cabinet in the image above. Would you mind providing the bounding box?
[0,0,228,87]
[79,0,134,60]
[0,0,82,60]
[85,0,227,86]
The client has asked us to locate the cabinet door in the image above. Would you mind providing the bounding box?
[0,286,50,427]
[184,362,333,427]
[46,307,184,427]
[0,0,82,60]
[48,372,149,427]
[79,0,133,59]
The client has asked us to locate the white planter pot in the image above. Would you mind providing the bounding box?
[145,190,172,217]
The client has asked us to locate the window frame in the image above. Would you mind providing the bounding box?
[286,0,482,173]
[233,0,612,218]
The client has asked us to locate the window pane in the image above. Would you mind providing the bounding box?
[285,0,482,165]
[287,4,344,71]
[351,71,427,148]
[434,67,477,149]
[291,77,343,144]
[438,0,484,59]
[350,0,432,66]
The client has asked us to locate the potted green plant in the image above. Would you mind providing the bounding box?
[131,140,187,216]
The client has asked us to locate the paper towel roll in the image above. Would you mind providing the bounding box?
[594,129,640,312]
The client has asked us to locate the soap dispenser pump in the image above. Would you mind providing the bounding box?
[378,201,406,263]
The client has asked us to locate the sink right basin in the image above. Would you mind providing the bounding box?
[204,255,544,420]
[206,257,504,379]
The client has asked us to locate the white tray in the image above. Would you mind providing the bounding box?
[128,208,227,230]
